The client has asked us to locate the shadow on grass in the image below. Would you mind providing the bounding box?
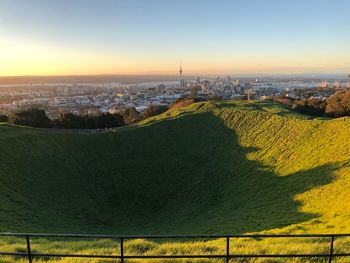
[102,111,337,234]
[0,109,338,235]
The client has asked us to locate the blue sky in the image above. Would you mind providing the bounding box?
[0,0,349,75]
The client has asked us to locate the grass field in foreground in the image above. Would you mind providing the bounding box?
[0,100,349,262]
[0,235,350,262]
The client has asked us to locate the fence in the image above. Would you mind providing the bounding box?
[1,233,350,263]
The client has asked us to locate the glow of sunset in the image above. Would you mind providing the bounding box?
[1,0,349,76]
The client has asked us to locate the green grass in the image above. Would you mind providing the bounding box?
[0,100,349,262]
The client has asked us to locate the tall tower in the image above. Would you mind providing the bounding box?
[179,62,185,87]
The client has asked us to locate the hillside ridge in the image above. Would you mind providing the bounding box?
[0,100,349,234]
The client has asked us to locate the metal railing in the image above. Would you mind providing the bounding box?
[1,233,350,262]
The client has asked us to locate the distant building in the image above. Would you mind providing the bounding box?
[196,76,201,84]
[318,80,329,89]
[190,85,200,98]
[179,63,185,87]
[251,83,273,91]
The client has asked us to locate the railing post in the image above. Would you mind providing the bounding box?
[329,235,334,263]
[120,237,124,263]
[26,235,32,263]
[226,236,230,263]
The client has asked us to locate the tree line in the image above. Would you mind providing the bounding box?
[275,91,350,118]
[0,105,169,129]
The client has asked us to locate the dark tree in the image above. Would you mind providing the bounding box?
[0,115,8,123]
[95,113,125,128]
[55,112,125,129]
[119,108,140,125]
[10,109,53,128]
[326,91,350,117]
[55,113,85,129]
[292,98,326,117]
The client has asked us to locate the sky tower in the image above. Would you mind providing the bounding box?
[179,62,185,87]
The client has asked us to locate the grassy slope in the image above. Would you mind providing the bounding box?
[0,100,349,235]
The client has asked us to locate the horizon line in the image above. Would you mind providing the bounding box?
[0,72,349,78]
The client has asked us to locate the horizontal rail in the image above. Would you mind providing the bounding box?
[1,232,349,238]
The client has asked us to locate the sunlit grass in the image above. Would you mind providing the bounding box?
[1,236,350,262]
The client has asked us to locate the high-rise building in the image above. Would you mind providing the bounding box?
[179,63,185,87]
[289,80,293,89]
[191,85,199,98]
[196,76,201,84]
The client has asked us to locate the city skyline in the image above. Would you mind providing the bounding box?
[0,0,350,76]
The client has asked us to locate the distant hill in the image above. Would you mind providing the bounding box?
[0,74,179,85]
[0,100,349,234]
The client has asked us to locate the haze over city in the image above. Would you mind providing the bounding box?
[1,0,350,76]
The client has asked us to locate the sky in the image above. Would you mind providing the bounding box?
[0,0,349,76]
